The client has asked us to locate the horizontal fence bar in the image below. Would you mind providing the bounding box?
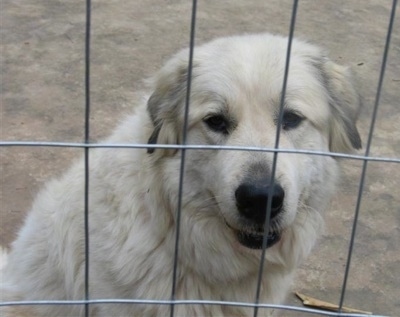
[0,141,399,164]
[0,299,385,317]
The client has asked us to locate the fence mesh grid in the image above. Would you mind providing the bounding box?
[0,0,398,316]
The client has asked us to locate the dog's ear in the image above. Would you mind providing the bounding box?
[147,52,192,155]
[321,60,362,153]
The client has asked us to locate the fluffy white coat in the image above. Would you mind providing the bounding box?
[1,33,361,317]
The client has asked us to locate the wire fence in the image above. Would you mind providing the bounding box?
[1,0,398,316]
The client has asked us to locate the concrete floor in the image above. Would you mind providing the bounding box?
[1,0,399,316]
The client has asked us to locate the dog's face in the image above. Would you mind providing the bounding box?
[146,34,361,263]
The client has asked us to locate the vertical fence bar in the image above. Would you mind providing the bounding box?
[338,0,397,312]
[84,0,92,316]
[170,1,198,317]
[253,1,299,317]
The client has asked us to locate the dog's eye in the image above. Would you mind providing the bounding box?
[281,111,304,130]
[204,115,229,134]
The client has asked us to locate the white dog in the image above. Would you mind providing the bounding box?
[1,33,361,316]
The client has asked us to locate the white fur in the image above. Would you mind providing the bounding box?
[0,248,7,271]
[0,33,361,317]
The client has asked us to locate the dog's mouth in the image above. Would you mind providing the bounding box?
[236,230,281,249]
[226,222,281,250]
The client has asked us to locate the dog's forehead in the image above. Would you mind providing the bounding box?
[191,36,330,124]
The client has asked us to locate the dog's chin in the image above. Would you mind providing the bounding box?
[235,230,281,250]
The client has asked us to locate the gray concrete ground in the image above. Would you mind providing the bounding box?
[1,0,399,316]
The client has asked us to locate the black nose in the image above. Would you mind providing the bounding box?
[235,181,284,224]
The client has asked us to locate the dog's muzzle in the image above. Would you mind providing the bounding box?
[230,180,285,249]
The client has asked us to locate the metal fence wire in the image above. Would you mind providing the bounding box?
[1,0,399,316]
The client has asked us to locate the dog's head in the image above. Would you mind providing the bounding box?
[145,34,361,262]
